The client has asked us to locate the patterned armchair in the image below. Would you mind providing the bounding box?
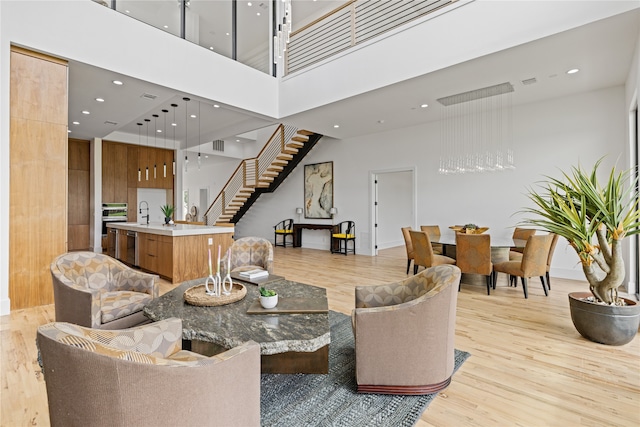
[51,251,159,329]
[352,265,461,395]
[221,236,274,275]
[37,318,260,427]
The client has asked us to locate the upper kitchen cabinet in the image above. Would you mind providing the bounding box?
[102,140,128,203]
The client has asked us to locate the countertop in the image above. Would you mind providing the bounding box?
[106,222,234,237]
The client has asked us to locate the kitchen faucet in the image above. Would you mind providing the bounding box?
[139,201,149,224]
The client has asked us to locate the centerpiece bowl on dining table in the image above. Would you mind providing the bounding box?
[449,225,489,234]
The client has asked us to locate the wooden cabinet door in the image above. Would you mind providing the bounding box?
[158,236,174,279]
[102,141,115,202]
[138,146,150,188]
[113,143,128,203]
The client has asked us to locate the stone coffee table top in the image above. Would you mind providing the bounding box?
[143,278,330,355]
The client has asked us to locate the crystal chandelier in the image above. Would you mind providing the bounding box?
[438,82,515,174]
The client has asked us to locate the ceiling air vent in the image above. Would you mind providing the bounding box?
[104,120,118,126]
[140,93,157,100]
[437,82,514,106]
[521,77,537,85]
[212,139,224,152]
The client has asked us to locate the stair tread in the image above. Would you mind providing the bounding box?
[297,130,313,136]
[291,136,308,143]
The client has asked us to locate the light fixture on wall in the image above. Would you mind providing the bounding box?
[171,103,178,175]
[137,122,143,181]
[144,118,151,180]
[152,114,159,179]
[183,97,190,173]
[162,109,168,178]
[273,0,292,65]
[295,207,303,222]
[329,207,337,225]
[437,82,515,174]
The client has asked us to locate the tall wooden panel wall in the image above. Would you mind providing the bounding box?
[9,47,68,309]
[68,139,90,251]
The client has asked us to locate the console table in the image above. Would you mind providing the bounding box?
[292,223,338,250]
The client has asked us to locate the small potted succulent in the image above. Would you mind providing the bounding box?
[259,287,278,309]
[160,204,174,224]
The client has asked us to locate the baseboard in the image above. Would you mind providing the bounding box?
[0,297,10,316]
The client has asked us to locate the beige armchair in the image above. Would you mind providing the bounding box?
[37,318,260,427]
[51,251,158,329]
[352,264,461,395]
[221,236,274,275]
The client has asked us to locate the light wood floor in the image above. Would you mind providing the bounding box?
[2,246,639,426]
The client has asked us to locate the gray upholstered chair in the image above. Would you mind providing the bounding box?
[37,318,260,427]
[409,230,455,274]
[51,251,158,329]
[352,264,462,394]
[221,236,274,275]
[494,234,554,298]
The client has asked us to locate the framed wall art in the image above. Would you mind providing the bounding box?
[304,161,333,219]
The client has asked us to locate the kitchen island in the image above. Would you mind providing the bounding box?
[107,222,234,283]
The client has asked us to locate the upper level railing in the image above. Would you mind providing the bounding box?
[286,0,459,75]
[204,124,298,225]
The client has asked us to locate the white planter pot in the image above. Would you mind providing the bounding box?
[259,294,278,309]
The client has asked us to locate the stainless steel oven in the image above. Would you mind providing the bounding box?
[102,203,127,235]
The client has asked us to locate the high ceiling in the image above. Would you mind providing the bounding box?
[68,2,639,159]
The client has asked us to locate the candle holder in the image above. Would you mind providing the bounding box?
[204,274,219,296]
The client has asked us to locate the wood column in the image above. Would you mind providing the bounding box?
[9,47,68,309]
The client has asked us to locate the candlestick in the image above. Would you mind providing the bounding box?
[208,248,212,276]
[217,245,221,274]
[227,248,231,272]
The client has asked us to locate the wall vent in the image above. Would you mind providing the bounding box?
[103,120,118,126]
[212,139,224,152]
[437,82,514,106]
[521,77,537,85]
[140,93,157,100]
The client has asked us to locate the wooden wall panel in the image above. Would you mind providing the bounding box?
[172,233,233,283]
[9,49,68,309]
[114,143,128,203]
[68,139,90,251]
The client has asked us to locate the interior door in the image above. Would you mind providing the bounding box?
[373,170,414,254]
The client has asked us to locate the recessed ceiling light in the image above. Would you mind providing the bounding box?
[247,1,252,6]
[333,124,340,128]
[420,104,428,108]
[67,130,71,133]
[163,25,168,29]
[256,12,261,16]
[567,68,579,74]
[236,139,240,142]
[72,121,79,125]
[95,98,105,102]
[81,110,90,115]
[157,129,162,133]
[171,123,177,127]
[112,80,123,85]
[205,155,209,158]
[213,104,220,108]
[125,10,130,14]
[190,114,197,118]
[209,46,214,50]
[226,32,230,36]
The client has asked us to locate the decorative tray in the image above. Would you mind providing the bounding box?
[183,283,246,307]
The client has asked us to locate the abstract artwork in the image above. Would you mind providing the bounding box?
[304,161,333,219]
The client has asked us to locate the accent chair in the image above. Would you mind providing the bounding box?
[274,218,294,248]
[51,251,158,329]
[331,221,356,255]
[221,236,274,275]
[401,226,415,274]
[352,264,462,394]
[37,317,261,427]
[420,224,443,255]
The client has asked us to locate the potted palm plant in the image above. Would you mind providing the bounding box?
[160,204,174,224]
[521,159,640,345]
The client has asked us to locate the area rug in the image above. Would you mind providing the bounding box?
[260,311,470,426]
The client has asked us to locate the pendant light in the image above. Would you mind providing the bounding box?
[137,122,143,181]
[197,101,202,170]
[162,109,168,178]
[152,114,159,179]
[183,97,190,173]
[171,103,178,175]
[144,118,150,180]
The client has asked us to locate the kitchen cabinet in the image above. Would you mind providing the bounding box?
[116,229,128,262]
[106,227,117,258]
[138,232,158,272]
[102,141,128,203]
[157,236,174,279]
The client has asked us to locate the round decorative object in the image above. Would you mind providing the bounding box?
[190,205,198,218]
[260,294,278,309]
[184,283,246,307]
[569,292,640,346]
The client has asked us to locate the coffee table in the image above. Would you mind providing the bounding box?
[143,278,330,374]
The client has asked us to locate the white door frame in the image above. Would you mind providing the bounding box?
[369,166,417,256]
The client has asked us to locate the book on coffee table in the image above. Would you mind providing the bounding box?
[239,269,269,279]
[230,272,285,285]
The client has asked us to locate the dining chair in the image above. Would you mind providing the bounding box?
[508,232,559,289]
[401,227,415,274]
[274,218,294,248]
[331,221,356,255]
[493,234,554,298]
[509,227,536,258]
[420,225,443,255]
[409,230,455,274]
[455,233,493,295]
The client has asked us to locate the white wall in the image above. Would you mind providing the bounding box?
[182,157,240,220]
[376,170,413,250]
[237,86,628,282]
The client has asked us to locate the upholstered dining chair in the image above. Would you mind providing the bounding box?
[420,225,443,255]
[331,221,356,255]
[221,236,274,275]
[455,233,493,295]
[409,230,455,274]
[352,264,461,394]
[507,232,559,289]
[509,227,537,258]
[51,251,158,329]
[493,234,554,298]
[37,317,261,427]
[274,218,294,248]
[401,227,415,274]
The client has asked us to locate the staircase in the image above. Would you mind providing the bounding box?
[204,125,322,225]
